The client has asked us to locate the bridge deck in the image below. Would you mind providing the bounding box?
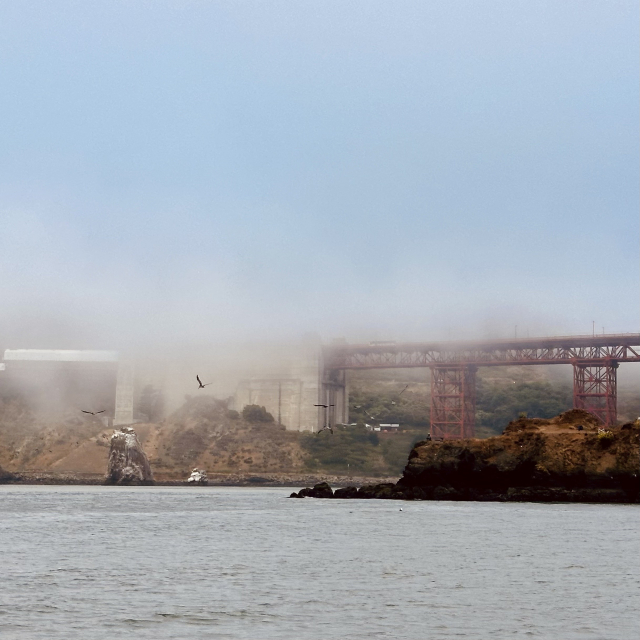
[323,334,640,369]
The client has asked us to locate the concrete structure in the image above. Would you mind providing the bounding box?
[3,349,118,363]
[114,362,135,425]
[234,378,303,429]
[232,338,325,431]
[320,348,349,429]
[0,349,133,424]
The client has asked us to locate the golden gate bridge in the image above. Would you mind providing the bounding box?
[321,333,640,439]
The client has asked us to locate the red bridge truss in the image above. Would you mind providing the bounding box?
[322,334,640,439]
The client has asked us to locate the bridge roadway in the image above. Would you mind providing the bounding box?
[320,334,640,439]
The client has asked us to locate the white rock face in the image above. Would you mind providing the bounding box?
[187,468,208,485]
[106,427,154,484]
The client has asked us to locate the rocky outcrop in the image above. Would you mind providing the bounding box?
[398,412,639,502]
[290,481,334,498]
[333,486,359,499]
[105,427,154,485]
[293,412,640,503]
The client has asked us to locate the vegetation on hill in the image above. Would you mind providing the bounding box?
[300,425,424,476]
[347,367,576,438]
[147,396,303,477]
[241,404,274,423]
[475,378,572,437]
[348,369,430,429]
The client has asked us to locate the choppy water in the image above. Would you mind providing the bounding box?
[0,486,638,639]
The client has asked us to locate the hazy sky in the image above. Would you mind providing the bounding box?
[0,1,638,349]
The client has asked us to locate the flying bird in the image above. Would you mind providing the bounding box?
[196,375,212,389]
[314,405,335,434]
[81,410,105,415]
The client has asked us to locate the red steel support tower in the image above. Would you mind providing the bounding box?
[323,334,639,437]
[572,360,618,426]
[430,365,477,439]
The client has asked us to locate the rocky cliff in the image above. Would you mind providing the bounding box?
[397,410,638,502]
[105,427,154,485]
[292,411,640,503]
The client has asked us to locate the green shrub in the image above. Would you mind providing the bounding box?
[300,424,416,475]
[597,429,614,444]
[476,379,572,436]
[241,404,274,423]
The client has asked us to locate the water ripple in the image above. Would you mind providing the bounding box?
[0,486,638,640]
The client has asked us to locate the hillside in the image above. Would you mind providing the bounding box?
[0,395,309,480]
[145,397,307,478]
[1,365,638,483]
[0,394,414,480]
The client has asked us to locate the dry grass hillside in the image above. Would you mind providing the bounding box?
[2,385,638,487]
[0,394,107,474]
[0,395,309,480]
[143,396,307,479]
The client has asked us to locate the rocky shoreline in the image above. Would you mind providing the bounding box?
[0,424,400,487]
[290,412,640,504]
[0,469,398,488]
[290,481,636,503]
[4,411,638,503]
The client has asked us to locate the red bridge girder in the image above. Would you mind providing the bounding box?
[323,334,640,370]
[323,334,640,436]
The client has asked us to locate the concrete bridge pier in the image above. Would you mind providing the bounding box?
[320,368,348,430]
[114,362,134,425]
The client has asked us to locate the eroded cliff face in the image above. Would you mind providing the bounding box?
[397,410,639,502]
[106,427,154,485]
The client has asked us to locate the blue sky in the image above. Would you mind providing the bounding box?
[0,1,638,349]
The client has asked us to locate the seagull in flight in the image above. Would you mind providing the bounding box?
[196,375,212,389]
[81,410,105,416]
[314,405,335,434]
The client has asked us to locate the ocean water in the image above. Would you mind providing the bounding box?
[0,486,637,640]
